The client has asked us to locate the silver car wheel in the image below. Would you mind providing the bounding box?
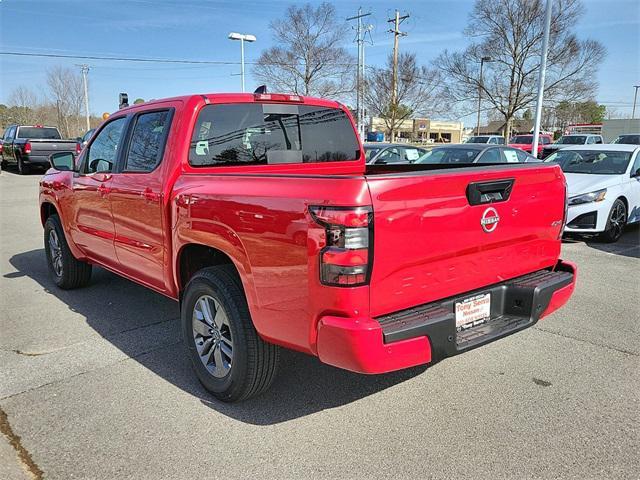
[192,295,233,378]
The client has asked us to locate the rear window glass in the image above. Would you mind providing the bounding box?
[17,127,61,139]
[189,103,360,167]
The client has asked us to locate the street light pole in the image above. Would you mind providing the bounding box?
[476,56,492,136]
[228,32,256,92]
[531,0,553,157]
[632,85,640,119]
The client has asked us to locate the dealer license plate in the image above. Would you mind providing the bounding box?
[455,293,491,331]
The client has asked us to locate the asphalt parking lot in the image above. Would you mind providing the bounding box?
[1,169,639,480]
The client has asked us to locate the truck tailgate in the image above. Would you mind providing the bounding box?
[29,139,77,157]
[366,164,566,317]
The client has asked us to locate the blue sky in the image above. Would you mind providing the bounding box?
[1,0,638,125]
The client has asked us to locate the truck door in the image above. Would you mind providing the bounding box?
[69,117,127,267]
[3,126,16,163]
[109,108,174,291]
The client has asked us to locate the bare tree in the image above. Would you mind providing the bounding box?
[7,87,39,125]
[365,53,442,141]
[46,66,84,137]
[253,2,355,97]
[436,0,605,139]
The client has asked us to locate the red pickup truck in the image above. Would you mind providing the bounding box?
[509,133,553,157]
[40,92,576,402]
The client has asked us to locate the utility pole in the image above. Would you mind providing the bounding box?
[531,0,552,158]
[77,64,91,131]
[632,85,640,119]
[388,10,409,142]
[347,8,372,141]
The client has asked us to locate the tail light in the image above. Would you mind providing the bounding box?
[0,143,3,153]
[309,206,372,287]
[76,142,82,154]
[560,180,568,239]
[24,142,32,154]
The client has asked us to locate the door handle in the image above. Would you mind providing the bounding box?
[97,184,111,197]
[140,188,159,202]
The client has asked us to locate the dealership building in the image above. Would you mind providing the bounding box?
[368,117,464,144]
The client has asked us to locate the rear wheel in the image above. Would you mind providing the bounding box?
[599,199,627,243]
[181,265,279,402]
[44,215,92,289]
[17,154,29,175]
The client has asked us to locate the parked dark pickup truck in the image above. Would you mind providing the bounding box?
[1,125,80,174]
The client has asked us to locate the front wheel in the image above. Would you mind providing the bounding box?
[599,199,627,243]
[181,265,279,402]
[44,215,92,289]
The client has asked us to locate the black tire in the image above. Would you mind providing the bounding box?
[181,265,279,402]
[44,214,92,289]
[599,198,627,243]
[17,154,29,175]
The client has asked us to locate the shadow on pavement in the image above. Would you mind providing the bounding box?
[6,248,426,425]
[564,224,640,259]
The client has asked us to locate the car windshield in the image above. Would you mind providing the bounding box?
[466,136,489,143]
[511,135,533,144]
[364,147,381,161]
[545,150,632,174]
[416,147,481,164]
[613,134,640,145]
[17,127,61,139]
[556,136,587,144]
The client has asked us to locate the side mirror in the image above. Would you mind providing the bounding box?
[49,152,76,172]
[632,168,640,178]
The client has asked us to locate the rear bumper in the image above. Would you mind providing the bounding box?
[23,154,53,166]
[316,260,577,374]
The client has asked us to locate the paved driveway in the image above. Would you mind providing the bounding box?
[1,170,638,479]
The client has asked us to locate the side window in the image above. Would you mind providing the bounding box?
[502,148,520,163]
[497,137,505,144]
[515,149,530,163]
[377,148,401,163]
[124,110,171,172]
[477,148,504,163]
[541,137,551,145]
[595,136,603,144]
[85,117,127,174]
[403,147,421,162]
[586,136,595,144]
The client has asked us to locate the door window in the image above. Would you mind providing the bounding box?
[377,148,402,163]
[402,147,422,162]
[476,148,504,163]
[85,117,127,174]
[502,148,520,163]
[124,110,171,172]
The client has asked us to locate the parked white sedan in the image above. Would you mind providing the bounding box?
[545,144,640,242]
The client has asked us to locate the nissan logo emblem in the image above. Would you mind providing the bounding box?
[481,207,500,233]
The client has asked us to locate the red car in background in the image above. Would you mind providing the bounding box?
[509,134,553,158]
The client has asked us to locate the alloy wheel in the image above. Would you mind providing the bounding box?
[609,202,626,240]
[192,295,233,378]
[48,230,63,277]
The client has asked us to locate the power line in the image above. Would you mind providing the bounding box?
[0,51,357,67]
